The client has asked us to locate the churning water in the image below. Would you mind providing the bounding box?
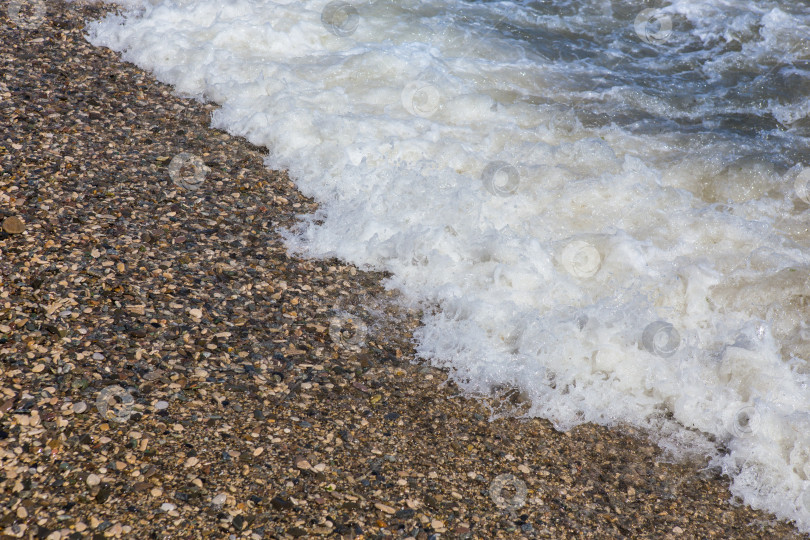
[86,0,810,530]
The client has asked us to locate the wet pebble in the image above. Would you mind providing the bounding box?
[270,496,293,511]
[2,215,25,234]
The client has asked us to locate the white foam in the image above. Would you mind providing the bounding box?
[86,0,810,531]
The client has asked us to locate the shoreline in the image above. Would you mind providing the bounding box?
[0,2,807,538]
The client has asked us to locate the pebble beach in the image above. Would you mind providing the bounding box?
[0,1,808,539]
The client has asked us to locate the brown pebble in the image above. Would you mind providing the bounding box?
[374,502,396,514]
[2,216,25,234]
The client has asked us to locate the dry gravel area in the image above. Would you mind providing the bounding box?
[0,1,808,539]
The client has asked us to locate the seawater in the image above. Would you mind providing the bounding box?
[85,0,810,531]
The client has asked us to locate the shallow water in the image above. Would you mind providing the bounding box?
[86,0,810,531]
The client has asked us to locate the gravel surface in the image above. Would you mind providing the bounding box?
[0,2,807,538]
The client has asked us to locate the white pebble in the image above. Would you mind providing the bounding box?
[160,502,176,512]
[72,401,88,414]
[212,493,227,506]
[155,401,169,411]
[92,352,104,360]
[86,473,101,487]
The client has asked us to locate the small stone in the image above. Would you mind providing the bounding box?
[16,506,27,519]
[212,493,227,506]
[160,502,176,512]
[43,324,65,337]
[86,473,101,487]
[127,305,145,316]
[672,526,684,534]
[154,400,169,411]
[184,457,199,467]
[96,484,112,503]
[92,353,104,360]
[295,458,312,470]
[374,502,396,514]
[31,364,45,373]
[72,401,88,414]
[0,399,12,414]
[2,216,25,234]
[270,496,293,510]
